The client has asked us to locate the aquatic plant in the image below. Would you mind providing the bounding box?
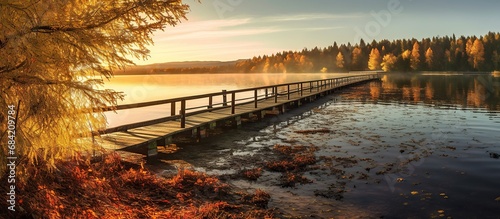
[241,168,263,181]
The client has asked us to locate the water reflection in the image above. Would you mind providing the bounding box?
[151,72,500,218]
[425,81,434,100]
[104,73,339,104]
[103,73,354,127]
[356,73,500,111]
[369,82,380,99]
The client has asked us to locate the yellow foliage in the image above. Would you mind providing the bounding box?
[470,39,485,70]
[336,52,345,69]
[402,49,411,60]
[411,42,420,70]
[381,53,397,72]
[425,47,434,68]
[351,47,363,68]
[0,0,190,175]
[368,48,381,70]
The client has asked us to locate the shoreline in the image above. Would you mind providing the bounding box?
[113,70,499,76]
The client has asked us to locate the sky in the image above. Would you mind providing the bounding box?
[134,0,500,65]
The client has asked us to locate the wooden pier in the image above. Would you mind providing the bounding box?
[94,73,380,158]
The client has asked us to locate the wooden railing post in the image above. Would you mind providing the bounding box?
[265,88,268,99]
[208,96,213,109]
[274,86,278,103]
[180,100,186,128]
[171,102,176,116]
[287,84,290,100]
[254,89,258,108]
[300,83,303,96]
[231,92,236,114]
[222,90,227,106]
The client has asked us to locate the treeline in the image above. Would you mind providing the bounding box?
[159,32,500,73]
[151,66,235,74]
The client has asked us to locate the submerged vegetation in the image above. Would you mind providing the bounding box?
[265,145,318,187]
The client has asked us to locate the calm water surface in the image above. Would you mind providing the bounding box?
[103,73,347,127]
[157,73,500,218]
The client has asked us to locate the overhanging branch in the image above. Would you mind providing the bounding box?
[0,59,28,74]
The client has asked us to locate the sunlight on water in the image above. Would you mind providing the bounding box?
[102,73,350,127]
[104,73,338,104]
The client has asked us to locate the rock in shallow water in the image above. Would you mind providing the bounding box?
[489,152,499,159]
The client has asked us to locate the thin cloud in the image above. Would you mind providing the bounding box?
[161,18,251,36]
[260,13,365,22]
[288,26,346,31]
[142,13,352,62]
[154,17,344,42]
[155,27,282,41]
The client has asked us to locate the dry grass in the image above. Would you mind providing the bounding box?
[240,168,263,181]
[266,145,317,172]
[266,160,297,172]
[280,172,313,187]
[240,189,271,209]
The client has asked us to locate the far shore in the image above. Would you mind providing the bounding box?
[113,70,498,76]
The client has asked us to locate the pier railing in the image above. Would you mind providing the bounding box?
[97,74,379,134]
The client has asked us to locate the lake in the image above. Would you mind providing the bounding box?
[103,73,354,128]
[133,72,499,218]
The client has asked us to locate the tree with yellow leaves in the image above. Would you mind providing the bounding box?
[410,42,420,70]
[469,39,485,70]
[0,0,191,175]
[336,52,345,69]
[351,47,363,70]
[368,48,381,70]
[298,54,314,72]
[381,53,397,72]
[425,47,434,69]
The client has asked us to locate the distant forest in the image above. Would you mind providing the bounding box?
[153,32,500,74]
